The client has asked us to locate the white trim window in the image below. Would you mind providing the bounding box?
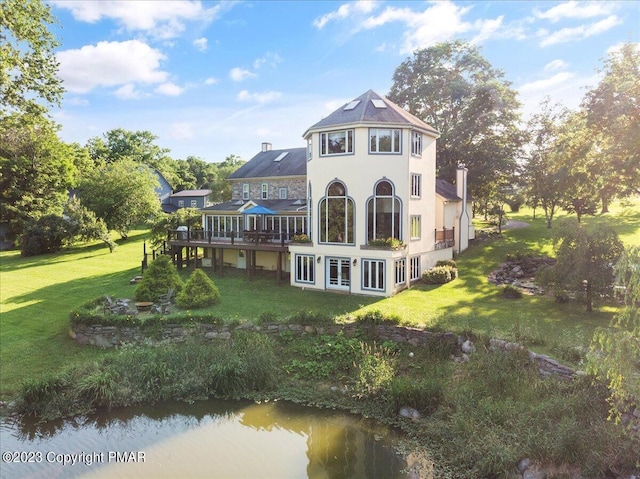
[242,183,250,200]
[411,131,422,156]
[410,215,421,240]
[178,200,185,208]
[190,199,198,207]
[261,183,269,200]
[411,173,421,198]
[320,181,354,245]
[295,254,315,284]
[320,130,354,156]
[369,128,401,153]
[395,259,406,286]
[410,256,421,281]
[362,259,385,291]
[279,187,288,199]
[367,180,401,242]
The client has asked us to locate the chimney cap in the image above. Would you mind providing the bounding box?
[261,142,272,152]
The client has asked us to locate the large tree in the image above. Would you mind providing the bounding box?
[75,159,160,239]
[582,43,640,213]
[0,0,64,118]
[536,219,624,312]
[0,114,76,242]
[388,40,523,210]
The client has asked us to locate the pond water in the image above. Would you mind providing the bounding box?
[0,400,410,479]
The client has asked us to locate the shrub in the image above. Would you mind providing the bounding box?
[422,265,458,284]
[353,342,396,398]
[21,215,69,256]
[291,234,311,243]
[368,237,405,250]
[436,259,457,268]
[134,255,183,302]
[501,284,524,299]
[176,268,220,309]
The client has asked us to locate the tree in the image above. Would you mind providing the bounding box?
[20,214,69,256]
[176,268,221,309]
[388,40,523,209]
[1,0,64,118]
[583,43,640,212]
[63,197,116,252]
[589,246,640,425]
[134,255,183,302]
[75,159,160,239]
[536,220,624,311]
[210,154,245,202]
[148,207,202,248]
[0,114,76,242]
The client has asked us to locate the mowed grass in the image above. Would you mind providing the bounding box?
[1,197,638,398]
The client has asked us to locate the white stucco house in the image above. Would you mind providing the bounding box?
[169,89,474,297]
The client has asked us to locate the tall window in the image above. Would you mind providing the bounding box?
[395,259,406,286]
[411,173,421,198]
[242,183,250,200]
[320,181,354,244]
[369,128,401,153]
[279,187,288,199]
[411,131,422,156]
[320,130,354,156]
[363,259,385,291]
[410,256,421,281]
[295,255,315,284]
[410,215,421,240]
[367,180,401,242]
[261,183,268,199]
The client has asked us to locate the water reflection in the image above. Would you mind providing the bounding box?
[1,400,408,479]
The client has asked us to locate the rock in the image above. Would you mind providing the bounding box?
[93,334,114,348]
[517,458,532,473]
[399,406,421,420]
[461,340,475,354]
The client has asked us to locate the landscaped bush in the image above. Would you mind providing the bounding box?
[21,215,69,256]
[290,233,311,243]
[422,265,458,284]
[175,268,220,309]
[134,255,183,302]
[501,284,524,299]
[367,237,405,249]
[435,259,457,268]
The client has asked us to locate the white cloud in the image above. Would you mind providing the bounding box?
[534,1,616,23]
[57,40,168,94]
[52,0,223,39]
[66,97,90,107]
[544,59,568,71]
[314,0,378,29]
[253,52,283,70]
[204,77,220,85]
[114,83,145,100]
[519,72,575,94]
[539,15,621,46]
[229,67,257,82]
[193,37,208,52]
[237,90,282,104]
[155,82,184,96]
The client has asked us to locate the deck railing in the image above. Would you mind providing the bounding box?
[167,228,304,246]
[435,227,455,249]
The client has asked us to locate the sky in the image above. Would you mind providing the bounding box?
[48,0,640,163]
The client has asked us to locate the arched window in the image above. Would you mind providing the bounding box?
[319,180,354,244]
[367,180,401,242]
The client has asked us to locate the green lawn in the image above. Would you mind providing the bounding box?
[1,198,638,398]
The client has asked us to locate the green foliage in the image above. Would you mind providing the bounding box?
[435,259,457,268]
[291,233,311,243]
[176,268,221,309]
[148,207,202,248]
[422,265,458,284]
[353,342,396,399]
[367,237,404,249]
[536,219,624,311]
[20,214,69,256]
[63,197,116,252]
[134,255,183,302]
[285,333,361,380]
[501,284,524,299]
[76,159,160,239]
[389,375,445,415]
[0,0,64,117]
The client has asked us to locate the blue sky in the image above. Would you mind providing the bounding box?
[48,0,639,163]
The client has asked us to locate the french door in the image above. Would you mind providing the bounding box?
[326,257,350,291]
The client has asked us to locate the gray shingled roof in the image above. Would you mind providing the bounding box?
[228,147,307,180]
[304,90,439,137]
[170,189,212,198]
[435,179,461,201]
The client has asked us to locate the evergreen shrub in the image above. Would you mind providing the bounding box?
[422,265,458,284]
[176,268,220,309]
[134,255,183,302]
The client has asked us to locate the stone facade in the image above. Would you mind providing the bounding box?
[230,177,306,201]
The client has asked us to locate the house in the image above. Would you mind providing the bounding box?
[165,189,213,212]
[168,89,474,296]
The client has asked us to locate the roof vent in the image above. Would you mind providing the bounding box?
[344,100,361,111]
[371,99,387,109]
[273,152,288,162]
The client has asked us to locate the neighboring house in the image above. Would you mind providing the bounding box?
[154,170,174,213]
[168,89,474,296]
[166,189,213,212]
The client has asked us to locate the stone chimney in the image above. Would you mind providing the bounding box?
[262,142,272,152]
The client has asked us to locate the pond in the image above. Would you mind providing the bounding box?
[1,400,413,479]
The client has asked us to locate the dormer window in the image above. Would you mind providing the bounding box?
[320,130,354,156]
[369,128,401,154]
